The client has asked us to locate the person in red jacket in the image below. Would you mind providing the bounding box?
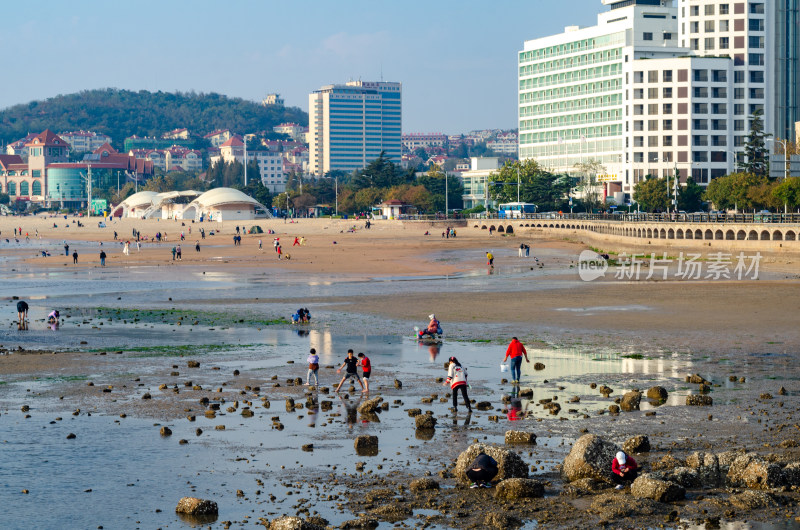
[443,356,472,412]
[357,352,371,393]
[612,451,639,490]
[503,337,530,384]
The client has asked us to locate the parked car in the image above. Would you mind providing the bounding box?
[754,210,773,223]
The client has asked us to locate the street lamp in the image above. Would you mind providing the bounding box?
[334,175,338,216]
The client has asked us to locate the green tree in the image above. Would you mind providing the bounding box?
[233,180,272,207]
[742,109,771,176]
[0,192,10,205]
[678,177,704,211]
[488,159,570,212]
[272,192,291,212]
[773,177,800,210]
[352,187,383,213]
[415,164,464,212]
[633,176,669,212]
[703,172,768,210]
[573,159,606,212]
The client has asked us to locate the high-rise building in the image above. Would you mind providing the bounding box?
[308,81,402,176]
[775,1,800,141]
[519,0,799,203]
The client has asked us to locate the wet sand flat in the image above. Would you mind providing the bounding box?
[2,215,800,529]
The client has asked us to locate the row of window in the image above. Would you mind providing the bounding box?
[519,63,622,91]
[520,79,621,104]
[519,124,623,145]
[689,35,764,51]
[519,48,622,77]
[3,181,43,195]
[518,31,626,64]
[684,2,764,17]
[521,110,622,132]
[520,94,623,118]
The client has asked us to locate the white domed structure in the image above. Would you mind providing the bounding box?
[180,187,270,222]
[110,191,159,218]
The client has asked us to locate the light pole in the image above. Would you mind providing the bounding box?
[444,167,448,219]
[334,175,338,217]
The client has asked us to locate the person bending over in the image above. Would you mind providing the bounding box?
[466,451,497,488]
[612,451,639,490]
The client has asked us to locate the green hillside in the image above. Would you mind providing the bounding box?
[0,88,307,149]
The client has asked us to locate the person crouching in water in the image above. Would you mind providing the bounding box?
[466,450,498,488]
[612,450,639,490]
[444,356,471,412]
[47,310,60,324]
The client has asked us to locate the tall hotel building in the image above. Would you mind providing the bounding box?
[519,0,799,201]
[308,81,402,176]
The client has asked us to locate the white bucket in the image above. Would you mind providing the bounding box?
[500,363,509,373]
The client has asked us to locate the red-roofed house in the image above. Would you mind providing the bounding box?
[204,129,232,147]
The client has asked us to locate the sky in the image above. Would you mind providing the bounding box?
[1,0,602,134]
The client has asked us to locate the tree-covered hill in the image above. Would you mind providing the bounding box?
[0,89,307,149]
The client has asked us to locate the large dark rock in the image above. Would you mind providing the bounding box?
[686,451,721,487]
[483,512,522,529]
[357,397,383,414]
[454,444,528,484]
[623,435,650,454]
[505,430,536,444]
[687,374,709,384]
[728,490,780,510]
[726,453,782,490]
[409,478,439,492]
[368,503,412,522]
[782,462,800,486]
[659,467,701,489]
[620,391,641,412]
[268,516,325,530]
[686,395,713,406]
[175,497,218,515]
[414,414,437,430]
[494,478,545,500]
[561,434,619,483]
[631,474,685,502]
[588,493,666,519]
[646,386,668,401]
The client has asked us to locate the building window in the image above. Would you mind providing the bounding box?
[663,70,673,83]
[648,120,658,131]
[749,70,764,83]
[663,87,673,99]
[704,4,715,15]
[664,136,673,147]
[720,4,729,15]
[693,69,708,82]
[705,38,715,49]
[749,36,764,49]
[690,5,699,16]
[648,71,658,83]
[719,20,730,32]
[648,87,658,99]
[633,71,644,83]
[690,39,699,51]
[734,87,745,99]
[663,120,673,130]
[664,32,673,40]
[749,53,764,66]
[663,103,673,114]
[750,2,765,14]
[705,20,715,32]
[643,32,653,41]
[648,136,659,147]
[712,70,727,82]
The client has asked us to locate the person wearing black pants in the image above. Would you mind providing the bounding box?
[465,452,498,488]
[444,356,472,412]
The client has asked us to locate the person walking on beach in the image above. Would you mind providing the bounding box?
[307,348,320,387]
[357,352,371,393]
[335,349,365,393]
[99,250,106,267]
[503,337,530,384]
[293,236,300,246]
[171,246,176,260]
[64,242,69,256]
[486,251,494,268]
[277,243,282,260]
[195,240,200,252]
[176,245,182,260]
[444,356,472,412]
[258,239,263,250]
[16,300,28,323]
[72,250,78,264]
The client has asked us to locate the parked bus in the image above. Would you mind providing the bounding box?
[498,202,537,219]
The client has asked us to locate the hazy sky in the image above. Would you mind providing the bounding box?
[1,0,602,134]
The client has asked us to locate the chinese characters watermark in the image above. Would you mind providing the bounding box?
[578,251,761,282]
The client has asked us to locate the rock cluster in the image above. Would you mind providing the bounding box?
[454,444,528,484]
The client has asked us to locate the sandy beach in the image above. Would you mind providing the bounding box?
[2,213,800,529]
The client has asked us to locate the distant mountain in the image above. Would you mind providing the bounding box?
[0,88,307,149]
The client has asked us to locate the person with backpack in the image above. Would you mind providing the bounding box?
[306,348,320,387]
[444,356,472,412]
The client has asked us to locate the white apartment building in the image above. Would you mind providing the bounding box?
[308,81,402,176]
[273,123,306,142]
[459,157,502,209]
[204,129,232,148]
[487,133,519,156]
[402,133,447,152]
[520,0,798,202]
[212,136,286,192]
[58,131,113,153]
[164,146,203,172]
